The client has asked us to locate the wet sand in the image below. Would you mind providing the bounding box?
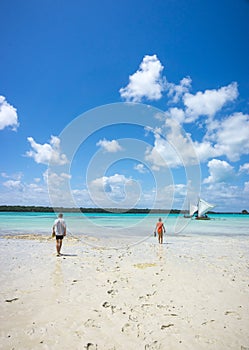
[0,234,249,349]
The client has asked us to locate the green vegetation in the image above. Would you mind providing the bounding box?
[0,206,247,214]
[0,205,181,214]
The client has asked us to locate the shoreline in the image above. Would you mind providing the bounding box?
[0,206,248,215]
[1,234,249,349]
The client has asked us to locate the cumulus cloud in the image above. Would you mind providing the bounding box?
[167,76,192,103]
[189,113,249,163]
[43,170,71,185]
[119,54,166,102]
[193,140,220,162]
[90,173,131,196]
[134,163,147,173]
[213,113,249,161]
[149,183,187,210]
[3,180,23,190]
[26,136,68,165]
[2,172,24,192]
[203,159,235,184]
[239,163,249,174]
[43,170,74,207]
[145,119,199,169]
[89,173,141,208]
[0,173,51,205]
[164,108,185,124]
[145,133,175,170]
[183,82,238,122]
[96,139,123,152]
[0,96,19,131]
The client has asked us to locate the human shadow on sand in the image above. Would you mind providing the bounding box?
[60,253,78,257]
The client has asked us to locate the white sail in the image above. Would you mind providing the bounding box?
[198,198,215,217]
[189,203,198,216]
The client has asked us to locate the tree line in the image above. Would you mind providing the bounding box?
[0,205,247,214]
[0,205,182,214]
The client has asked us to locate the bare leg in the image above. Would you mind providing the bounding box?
[56,239,62,255]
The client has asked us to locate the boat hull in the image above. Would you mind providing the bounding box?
[196,216,211,220]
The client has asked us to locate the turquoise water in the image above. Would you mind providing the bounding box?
[0,212,248,238]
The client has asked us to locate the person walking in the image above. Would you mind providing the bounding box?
[154,217,166,244]
[52,213,66,256]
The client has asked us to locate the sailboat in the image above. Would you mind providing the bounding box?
[184,203,198,218]
[196,198,215,220]
[184,198,215,219]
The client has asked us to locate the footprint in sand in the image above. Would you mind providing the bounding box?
[102,301,117,314]
[107,289,118,296]
[85,343,97,350]
[225,310,241,320]
[5,297,19,303]
[102,301,111,308]
[138,291,156,301]
[84,319,100,328]
[161,323,174,329]
[129,314,138,322]
[145,340,161,349]
[121,322,140,338]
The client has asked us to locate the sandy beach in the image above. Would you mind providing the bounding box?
[0,233,249,350]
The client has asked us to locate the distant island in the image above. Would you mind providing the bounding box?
[0,205,248,214]
[0,205,179,214]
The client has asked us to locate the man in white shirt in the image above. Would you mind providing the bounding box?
[52,213,66,256]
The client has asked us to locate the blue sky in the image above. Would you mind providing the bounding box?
[0,0,249,212]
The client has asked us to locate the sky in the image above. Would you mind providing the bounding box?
[0,0,249,212]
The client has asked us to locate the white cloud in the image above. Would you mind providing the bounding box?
[239,163,249,174]
[193,140,220,162]
[1,172,23,180]
[71,188,94,208]
[183,82,238,122]
[244,182,249,192]
[0,96,19,131]
[149,183,188,209]
[167,76,192,103]
[213,113,249,161]
[1,172,8,178]
[43,170,71,186]
[203,159,235,184]
[119,54,166,102]
[26,183,45,193]
[165,107,185,124]
[89,173,141,208]
[26,136,68,165]
[201,183,238,210]
[145,133,175,170]
[90,173,131,195]
[145,119,199,169]
[3,180,23,190]
[0,174,51,206]
[189,113,249,163]
[96,139,123,152]
[43,170,74,207]
[134,163,147,173]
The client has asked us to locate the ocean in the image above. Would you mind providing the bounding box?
[0,211,248,239]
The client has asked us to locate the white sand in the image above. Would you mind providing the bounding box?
[0,234,249,350]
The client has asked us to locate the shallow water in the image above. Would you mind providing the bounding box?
[0,212,248,238]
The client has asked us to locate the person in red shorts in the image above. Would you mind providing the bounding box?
[154,217,166,244]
